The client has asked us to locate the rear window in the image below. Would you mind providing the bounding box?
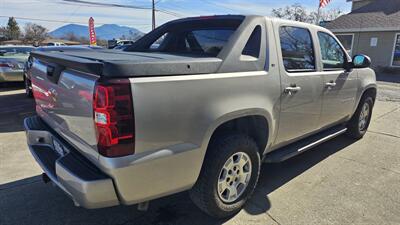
[128,16,244,57]
[184,29,235,56]
[144,29,235,57]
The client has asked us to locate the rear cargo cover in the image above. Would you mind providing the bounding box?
[31,49,222,77]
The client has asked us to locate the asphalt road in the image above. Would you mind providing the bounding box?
[0,81,399,225]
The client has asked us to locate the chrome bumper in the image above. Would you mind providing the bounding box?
[24,116,120,209]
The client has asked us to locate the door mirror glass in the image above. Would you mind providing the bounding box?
[352,54,371,68]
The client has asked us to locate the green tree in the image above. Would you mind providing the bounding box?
[5,17,21,40]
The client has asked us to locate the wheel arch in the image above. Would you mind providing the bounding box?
[351,85,377,118]
[202,109,274,158]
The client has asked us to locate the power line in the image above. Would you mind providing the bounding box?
[61,0,181,17]
[198,0,239,13]
[62,0,149,10]
[0,15,150,27]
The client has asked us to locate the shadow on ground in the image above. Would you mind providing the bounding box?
[0,82,25,92]
[376,73,400,83]
[0,90,35,133]
[0,135,357,225]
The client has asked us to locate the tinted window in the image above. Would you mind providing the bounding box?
[318,32,346,70]
[242,26,261,58]
[128,16,244,56]
[146,29,235,57]
[185,29,235,56]
[280,26,315,72]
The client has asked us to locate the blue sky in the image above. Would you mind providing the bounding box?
[0,0,352,32]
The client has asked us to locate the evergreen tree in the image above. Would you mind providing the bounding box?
[5,17,21,40]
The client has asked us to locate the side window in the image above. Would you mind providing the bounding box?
[318,32,346,70]
[242,25,261,58]
[279,26,315,72]
[150,33,169,50]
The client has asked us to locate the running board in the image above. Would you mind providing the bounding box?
[264,125,347,163]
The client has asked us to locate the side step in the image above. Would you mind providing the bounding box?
[264,125,347,163]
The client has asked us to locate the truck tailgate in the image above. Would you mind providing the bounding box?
[31,59,99,161]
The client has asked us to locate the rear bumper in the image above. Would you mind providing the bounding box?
[24,116,120,209]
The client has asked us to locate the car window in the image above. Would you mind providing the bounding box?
[145,29,236,56]
[318,32,346,70]
[242,25,262,58]
[184,29,235,56]
[279,26,315,72]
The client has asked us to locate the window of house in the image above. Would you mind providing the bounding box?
[318,32,346,70]
[336,34,354,55]
[392,34,400,66]
[279,26,315,72]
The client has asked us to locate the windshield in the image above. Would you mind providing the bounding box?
[0,47,35,56]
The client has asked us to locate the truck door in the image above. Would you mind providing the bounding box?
[274,25,324,145]
[316,31,358,127]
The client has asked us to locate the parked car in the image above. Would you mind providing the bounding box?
[24,45,103,97]
[0,46,35,83]
[46,42,66,46]
[25,15,377,218]
[107,39,135,49]
[113,44,132,51]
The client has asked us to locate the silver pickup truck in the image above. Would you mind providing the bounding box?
[25,15,377,218]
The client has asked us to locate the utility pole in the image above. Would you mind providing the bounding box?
[152,0,156,30]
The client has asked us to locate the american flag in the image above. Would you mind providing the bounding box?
[319,0,331,8]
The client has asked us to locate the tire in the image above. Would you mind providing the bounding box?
[346,96,374,139]
[25,77,33,98]
[189,134,261,218]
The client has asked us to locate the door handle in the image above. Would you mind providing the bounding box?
[325,81,337,88]
[284,86,301,95]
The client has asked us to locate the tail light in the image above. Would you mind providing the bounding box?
[0,62,13,68]
[93,79,135,157]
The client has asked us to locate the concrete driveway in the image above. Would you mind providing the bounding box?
[0,81,399,225]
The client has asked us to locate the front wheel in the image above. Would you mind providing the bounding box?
[189,134,261,218]
[346,96,374,139]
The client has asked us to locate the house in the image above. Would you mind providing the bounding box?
[1,39,24,45]
[326,0,400,71]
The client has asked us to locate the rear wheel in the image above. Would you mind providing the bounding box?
[190,134,261,218]
[346,96,374,139]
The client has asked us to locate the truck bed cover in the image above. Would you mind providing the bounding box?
[31,49,222,77]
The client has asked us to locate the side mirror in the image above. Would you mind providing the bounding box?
[352,54,371,68]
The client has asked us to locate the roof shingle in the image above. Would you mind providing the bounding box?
[326,0,400,31]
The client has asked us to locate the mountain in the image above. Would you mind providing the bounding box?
[50,24,144,40]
